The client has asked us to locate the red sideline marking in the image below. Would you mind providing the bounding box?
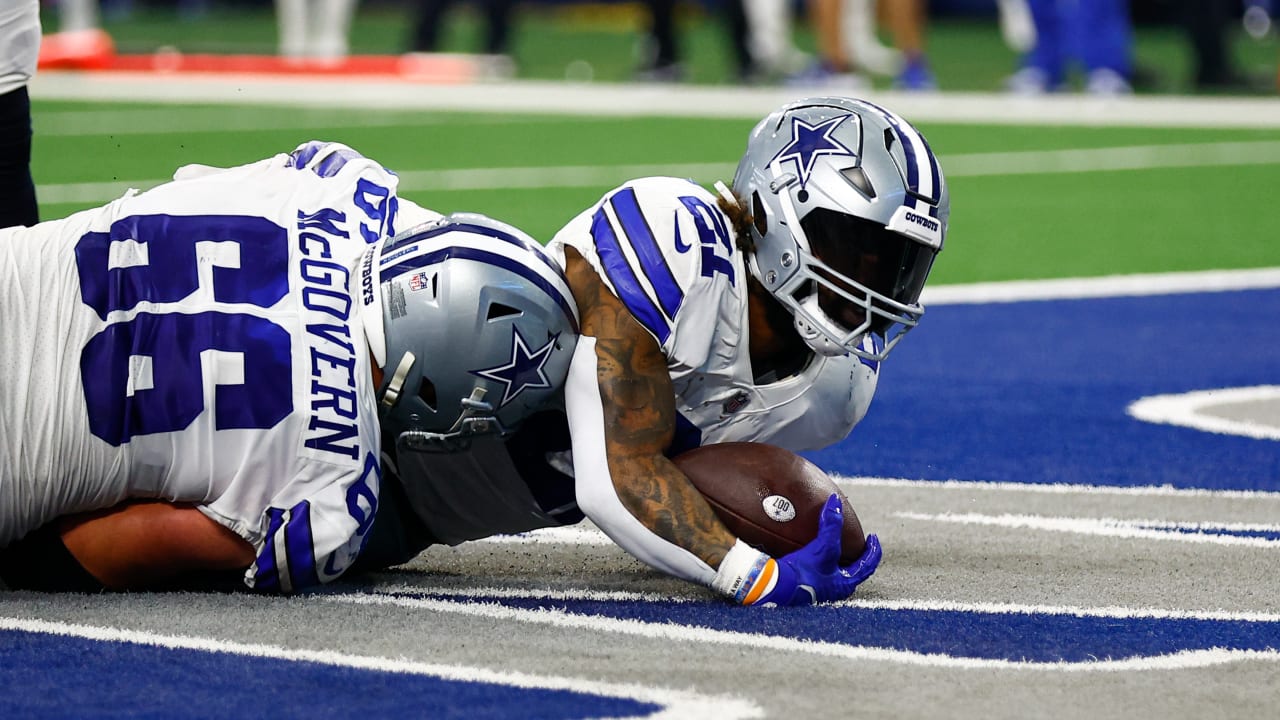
[40,44,485,83]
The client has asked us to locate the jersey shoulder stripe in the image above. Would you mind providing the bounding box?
[608,187,684,320]
[589,205,672,344]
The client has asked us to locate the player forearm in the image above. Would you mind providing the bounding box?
[59,501,254,590]
[590,339,736,568]
[566,338,735,584]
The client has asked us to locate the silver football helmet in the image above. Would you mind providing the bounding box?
[732,96,949,361]
[357,213,580,453]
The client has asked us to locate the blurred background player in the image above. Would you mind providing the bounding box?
[0,0,40,228]
[758,0,936,90]
[1006,0,1135,94]
[276,0,359,61]
[408,0,518,76]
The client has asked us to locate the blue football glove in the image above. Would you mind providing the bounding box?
[751,494,882,607]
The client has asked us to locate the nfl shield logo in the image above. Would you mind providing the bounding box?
[408,272,430,292]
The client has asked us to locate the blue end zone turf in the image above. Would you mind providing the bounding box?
[0,630,659,720]
[806,288,1280,491]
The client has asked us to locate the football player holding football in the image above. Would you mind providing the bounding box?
[358,96,948,606]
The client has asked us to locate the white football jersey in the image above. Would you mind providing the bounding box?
[548,176,878,454]
[0,1,40,95]
[0,142,440,591]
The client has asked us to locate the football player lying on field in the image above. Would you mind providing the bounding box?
[1,96,947,606]
[327,95,946,606]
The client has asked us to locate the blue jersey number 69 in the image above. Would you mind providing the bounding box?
[75,214,294,446]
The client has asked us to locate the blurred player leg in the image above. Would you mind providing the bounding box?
[275,0,309,58]
[409,0,452,52]
[1075,0,1133,94]
[59,0,100,32]
[0,86,37,228]
[842,0,902,77]
[637,0,683,80]
[883,0,937,90]
[312,0,358,60]
[742,0,800,76]
[1008,0,1065,93]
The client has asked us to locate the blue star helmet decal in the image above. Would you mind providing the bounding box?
[769,114,856,190]
[471,326,560,407]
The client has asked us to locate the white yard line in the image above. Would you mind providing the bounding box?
[326,591,1280,672]
[29,73,1280,128]
[35,140,1280,206]
[893,511,1280,548]
[835,475,1280,500]
[0,616,762,720]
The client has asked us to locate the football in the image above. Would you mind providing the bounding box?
[672,442,867,564]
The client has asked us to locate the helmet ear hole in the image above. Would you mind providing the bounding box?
[486,302,522,321]
[417,377,438,411]
[752,192,768,237]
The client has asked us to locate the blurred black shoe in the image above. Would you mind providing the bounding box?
[634,62,685,83]
[1196,68,1275,94]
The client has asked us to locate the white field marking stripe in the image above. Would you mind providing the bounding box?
[833,474,1280,500]
[327,592,1280,672]
[0,616,761,720]
[894,511,1280,548]
[365,584,1280,623]
[836,598,1280,623]
[29,74,1280,128]
[921,267,1280,305]
[34,162,736,206]
[36,108,532,136]
[944,140,1280,177]
[370,584,678,603]
[474,526,614,545]
[1128,385,1280,441]
[35,139,1280,206]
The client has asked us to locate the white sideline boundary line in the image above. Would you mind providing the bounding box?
[921,267,1280,305]
[0,616,762,720]
[326,590,1280,672]
[29,73,1280,128]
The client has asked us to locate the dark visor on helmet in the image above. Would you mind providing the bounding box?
[800,208,938,334]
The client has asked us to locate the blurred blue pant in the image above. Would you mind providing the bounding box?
[1024,0,1132,84]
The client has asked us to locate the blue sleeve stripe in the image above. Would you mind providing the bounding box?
[288,141,323,169]
[283,500,320,590]
[609,188,683,320]
[590,208,671,344]
[253,507,287,592]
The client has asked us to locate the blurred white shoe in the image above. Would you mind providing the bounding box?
[1085,68,1134,96]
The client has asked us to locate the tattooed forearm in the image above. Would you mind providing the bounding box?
[564,249,737,567]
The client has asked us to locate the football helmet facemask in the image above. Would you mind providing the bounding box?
[732,96,949,360]
[358,213,580,453]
